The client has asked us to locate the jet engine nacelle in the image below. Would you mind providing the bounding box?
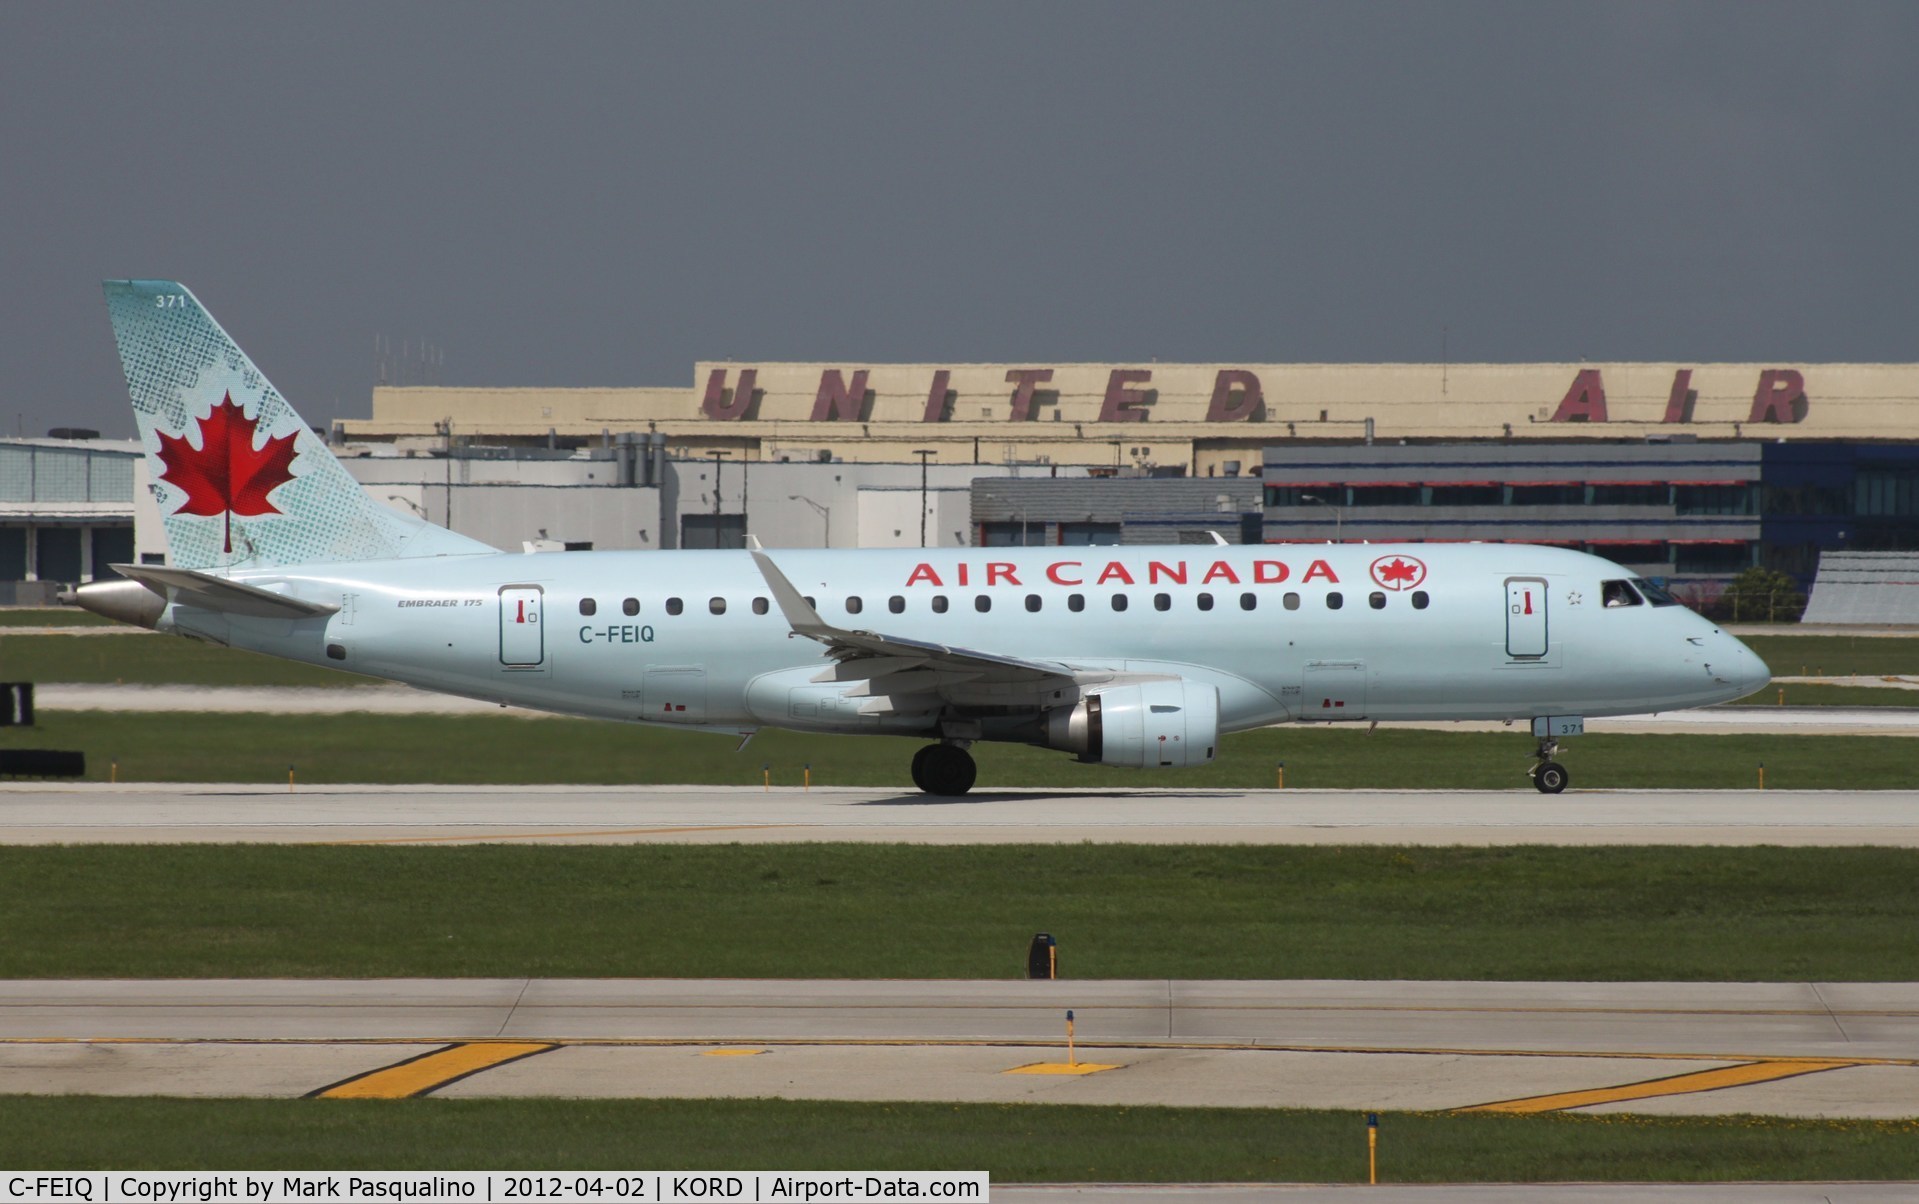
[1044,680,1220,768]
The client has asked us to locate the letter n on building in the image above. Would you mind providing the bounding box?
[812,369,871,421]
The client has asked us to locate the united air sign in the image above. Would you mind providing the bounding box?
[696,364,1823,426]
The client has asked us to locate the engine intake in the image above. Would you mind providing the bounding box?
[1045,680,1220,768]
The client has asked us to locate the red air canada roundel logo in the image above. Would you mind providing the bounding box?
[1369,554,1427,591]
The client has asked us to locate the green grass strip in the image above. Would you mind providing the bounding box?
[0,633,376,685]
[7,712,1914,789]
[3,845,1917,980]
[1741,634,1919,677]
[0,1097,1915,1180]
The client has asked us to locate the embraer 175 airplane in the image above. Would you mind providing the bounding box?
[72,281,1771,795]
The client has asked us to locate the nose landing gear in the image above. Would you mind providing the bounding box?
[911,742,977,796]
[1529,736,1569,794]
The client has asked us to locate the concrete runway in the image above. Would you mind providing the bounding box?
[2,782,1917,845]
[3,978,1916,1119]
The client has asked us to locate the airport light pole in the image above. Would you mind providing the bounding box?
[789,495,830,548]
[913,449,937,548]
[1300,493,1343,543]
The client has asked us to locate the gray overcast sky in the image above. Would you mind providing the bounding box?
[4,2,1917,438]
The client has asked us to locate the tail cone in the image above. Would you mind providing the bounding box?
[71,578,166,629]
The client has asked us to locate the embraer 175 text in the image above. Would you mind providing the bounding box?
[73,282,1772,794]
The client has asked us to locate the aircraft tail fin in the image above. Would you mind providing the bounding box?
[102,280,496,570]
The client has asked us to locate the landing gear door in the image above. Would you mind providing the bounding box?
[499,585,545,669]
[1505,577,1548,659]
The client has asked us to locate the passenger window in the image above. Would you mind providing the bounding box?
[1025,594,1042,613]
[709,597,726,615]
[1240,592,1256,611]
[1112,594,1129,612]
[1284,592,1300,610]
[1154,593,1171,611]
[622,597,639,616]
[1601,579,1644,608]
[753,597,769,615]
[1326,592,1344,610]
[975,595,991,613]
[1411,591,1429,610]
[845,596,863,615]
[889,595,905,614]
[932,595,949,614]
[1197,592,1213,611]
[579,598,597,616]
[1369,592,1386,610]
[666,597,684,615]
[1068,593,1085,612]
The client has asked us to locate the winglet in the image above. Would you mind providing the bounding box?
[750,550,836,641]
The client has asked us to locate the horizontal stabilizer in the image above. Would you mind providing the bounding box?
[111,564,340,619]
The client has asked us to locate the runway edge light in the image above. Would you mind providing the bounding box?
[1367,1112,1379,1185]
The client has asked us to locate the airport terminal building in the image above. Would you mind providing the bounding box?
[337,359,1919,594]
[8,359,1916,600]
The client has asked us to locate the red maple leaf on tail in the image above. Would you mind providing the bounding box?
[155,393,298,553]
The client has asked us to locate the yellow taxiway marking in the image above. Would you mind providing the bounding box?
[311,1041,556,1098]
[1463,1058,1859,1114]
[10,1036,1918,1068]
[1005,1062,1122,1076]
[701,1048,768,1057]
[329,824,800,846]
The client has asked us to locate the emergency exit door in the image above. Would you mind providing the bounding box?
[1505,577,1548,658]
[499,585,545,668]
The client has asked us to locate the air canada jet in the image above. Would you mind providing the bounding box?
[72,281,1772,795]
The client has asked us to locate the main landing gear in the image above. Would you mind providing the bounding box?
[1529,736,1570,794]
[911,742,977,796]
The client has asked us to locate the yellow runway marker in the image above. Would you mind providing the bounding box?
[329,824,801,846]
[1464,1058,1858,1113]
[1005,1062,1121,1076]
[701,1048,768,1057]
[311,1041,556,1098]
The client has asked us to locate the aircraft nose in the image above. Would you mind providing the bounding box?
[1722,633,1771,697]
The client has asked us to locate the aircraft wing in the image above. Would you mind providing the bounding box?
[751,551,1132,715]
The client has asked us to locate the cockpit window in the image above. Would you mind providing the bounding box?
[1600,579,1643,608]
[1631,577,1681,607]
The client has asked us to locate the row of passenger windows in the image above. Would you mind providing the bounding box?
[580,589,1432,617]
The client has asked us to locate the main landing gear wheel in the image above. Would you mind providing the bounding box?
[1528,733,1569,794]
[911,743,977,796]
[1532,761,1569,794]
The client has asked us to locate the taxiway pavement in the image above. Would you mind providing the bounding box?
[2,978,1916,1119]
[1,783,1916,845]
